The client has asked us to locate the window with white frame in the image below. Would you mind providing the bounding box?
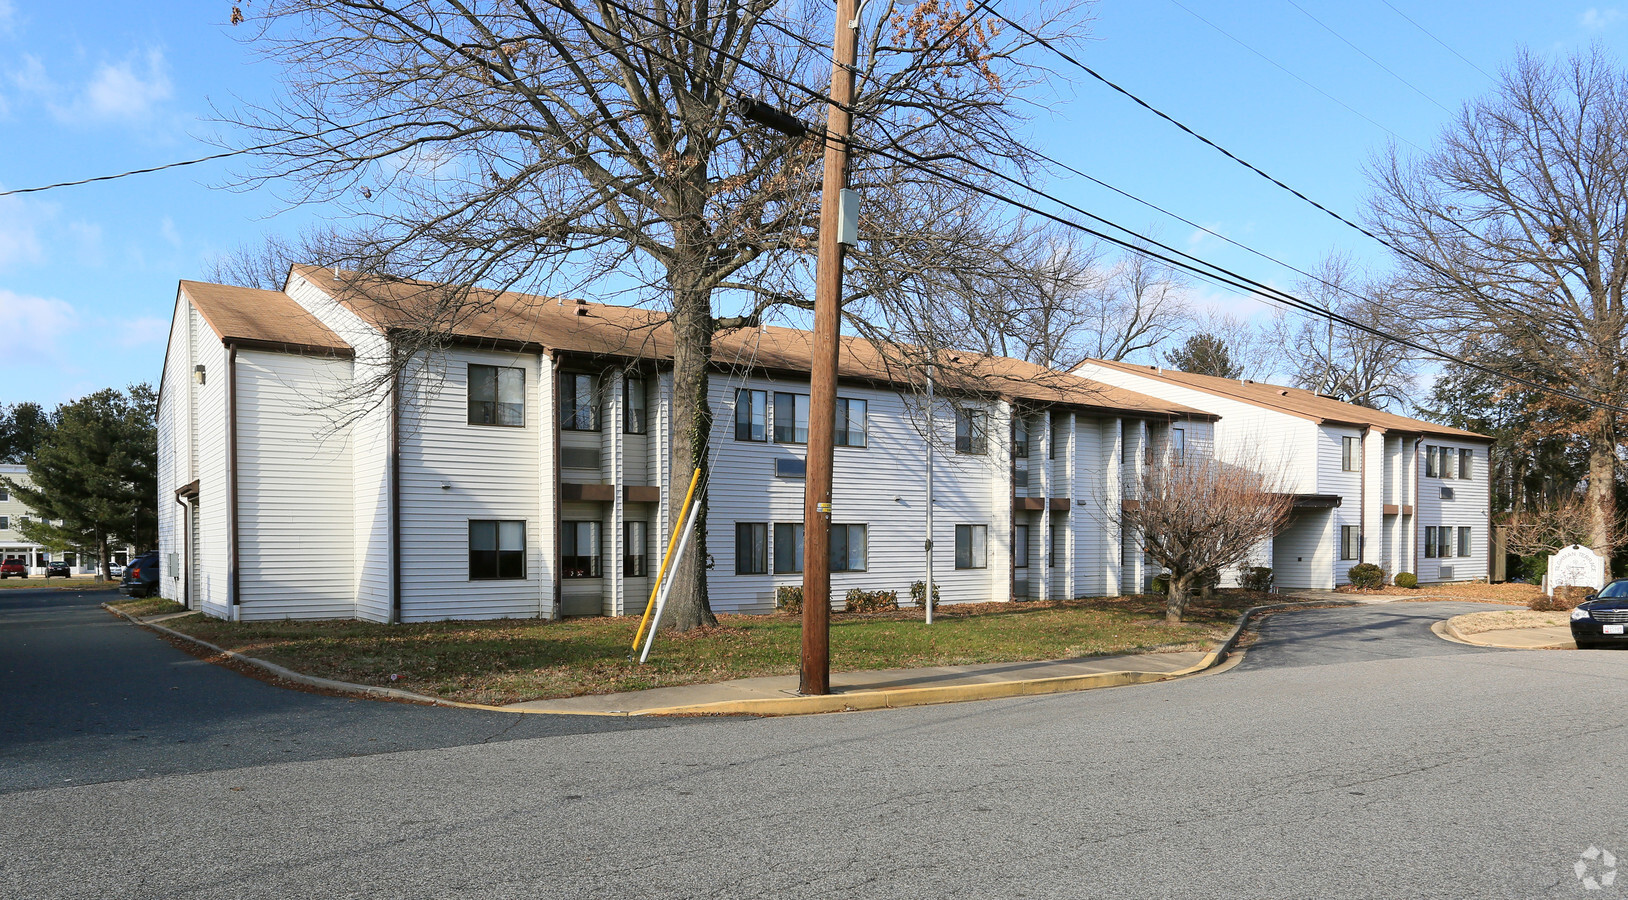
[773,522,804,574]
[830,524,867,572]
[774,392,810,444]
[1171,427,1186,465]
[1340,525,1359,560]
[1457,526,1471,558]
[735,522,767,574]
[1342,436,1359,472]
[625,376,648,435]
[1424,526,1437,558]
[1441,446,1457,479]
[1458,448,1473,480]
[1013,524,1030,569]
[0,516,8,531]
[560,373,598,431]
[955,408,987,455]
[469,520,526,580]
[624,521,648,577]
[468,364,525,427]
[735,389,767,442]
[1011,418,1030,459]
[835,398,867,448]
[1424,446,1438,477]
[561,521,602,577]
[955,524,987,568]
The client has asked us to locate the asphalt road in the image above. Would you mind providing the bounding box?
[4,593,1627,899]
[0,588,689,794]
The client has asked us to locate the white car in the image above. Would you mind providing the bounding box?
[107,564,125,577]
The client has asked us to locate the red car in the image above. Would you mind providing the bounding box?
[0,558,26,579]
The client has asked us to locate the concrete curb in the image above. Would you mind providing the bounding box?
[103,598,1343,719]
[1431,615,1575,651]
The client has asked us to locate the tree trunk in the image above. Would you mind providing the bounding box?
[664,276,719,632]
[94,528,108,584]
[1586,415,1619,557]
[1165,571,1193,624]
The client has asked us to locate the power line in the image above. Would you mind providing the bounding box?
[1164,0,1423,150]
[1282,0,1451,113]
[1377,0,1497,82]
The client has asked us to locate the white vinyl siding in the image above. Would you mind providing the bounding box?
[155,294,192,604]
[235,349,356,620]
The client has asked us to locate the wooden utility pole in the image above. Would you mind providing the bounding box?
[801,0,860,695]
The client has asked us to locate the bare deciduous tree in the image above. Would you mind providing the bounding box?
[228,0,1090,629]
[1370,48,1628,557]
[1111,452,1293,624]
[1503,496,1628,558]
[1273,254,1419,409]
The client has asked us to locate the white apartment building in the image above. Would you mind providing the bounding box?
[0,464,132,576]
[1073,360,1495,589]
[155,268,1216,622]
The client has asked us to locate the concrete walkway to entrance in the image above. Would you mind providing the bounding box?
[503,649,1226,716]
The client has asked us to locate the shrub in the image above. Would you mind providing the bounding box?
[1533,585,1591,611]
[1393,572,1418,589]
[1150,573,1169,595]
[844,588,898,613]
[909,580,942,611]
[1347,563,1386,590]
[775,585,803,614]
[1240,566,1274,592]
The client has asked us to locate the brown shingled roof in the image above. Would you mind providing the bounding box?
[1083,359,1491,442]
[290,265,1211,420]
[181,280,352,356]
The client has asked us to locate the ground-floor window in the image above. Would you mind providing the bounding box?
[1340,525,1359,560]
[470,520,527,580]
[955,524,987,569]
[1424,525,1454,559]
[560,520,600,578]
[736,522,767,574]
[1049,523,1062,567]
[624,521,648,577]
[830,524,867,572]
[773,522,804,574]
[1013,525,1029,569]
[1457,526,1472,558]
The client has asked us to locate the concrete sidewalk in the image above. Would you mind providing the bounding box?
[503,649,1231,716]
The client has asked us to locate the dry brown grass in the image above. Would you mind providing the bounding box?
[1446,609,1570,634]
[1340,581,1540,605]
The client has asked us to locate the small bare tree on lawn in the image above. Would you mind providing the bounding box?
[1113,452,1293,624]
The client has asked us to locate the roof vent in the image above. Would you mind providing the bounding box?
[574,298,588,306]
[1278,389,1289,396]
[1242,379,1253,384]
[574,306,589,317]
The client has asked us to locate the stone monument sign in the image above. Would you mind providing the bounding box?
[1545,544,1607,597]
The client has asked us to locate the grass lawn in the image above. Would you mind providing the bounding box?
[1447,609,1570,634]
[1338,581,1539,605]
[0,577,119,591]
[110,596,186,617]
[127,592,1270,706]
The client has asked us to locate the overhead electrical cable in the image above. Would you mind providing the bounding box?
[1282,0,1451,112]
[1376,0,1497,81]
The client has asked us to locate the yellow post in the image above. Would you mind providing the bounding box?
[630,467,702,654]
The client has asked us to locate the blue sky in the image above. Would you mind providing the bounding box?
[1,1,1626,407]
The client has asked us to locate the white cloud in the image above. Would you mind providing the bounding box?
[113,316,170,349]
[159,216,181,249]
[10,48,174,126]
[1580,7,1623,29]
[0,289,75,367]
[0,195,44,270]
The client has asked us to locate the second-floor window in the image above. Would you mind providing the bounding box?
[1011,418,1030,459]
[1441,446,1457,479]
[468,364,524,427]
[561,373,598,431]
[625,377,648,435]
[774,392,810,444]
[835,398,867,448]
[0,516,8,530]
[1459,448,1473,480]
[1424,445,1439,478]
[735,389,767,442]
[955,408,987,455]
[1342,436,1359,472]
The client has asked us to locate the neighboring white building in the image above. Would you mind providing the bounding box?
[0,464,133,576]
[1072,360,1496,589]
[155,268,1218,622]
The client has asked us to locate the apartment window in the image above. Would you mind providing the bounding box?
[955,408,987,455]
[0,516,8,531]
[735,522,768,574]
[1340,525,1359,560]
[560,372,598,431]
[1424,445,1438,477]
[1172,427,1186,465]
[468,364,525,427]
[1050,418,1066,460]
[1342,436,1359,472]
[774,392,810,444]
[624,521,648,577]
[1441,446,1457,479]
[1049,523,1063,567]
[469,520,526,580]
[1012,418,1030,459]
[834,398,867,448]
[1424,526,1437,558]
[1457,526,1472,558]
[1459,448,1473,480]
[773,522,804,574]
[954,524,988,569]
[735,389,767,442]
[561,521,601,577]
[1013,524,1030,569]
[0,488,7,501]
[830,524,868,572]
[625,377,648,435]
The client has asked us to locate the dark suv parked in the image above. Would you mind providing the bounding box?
[120,553,160,598]
[1571,579,1628,649]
